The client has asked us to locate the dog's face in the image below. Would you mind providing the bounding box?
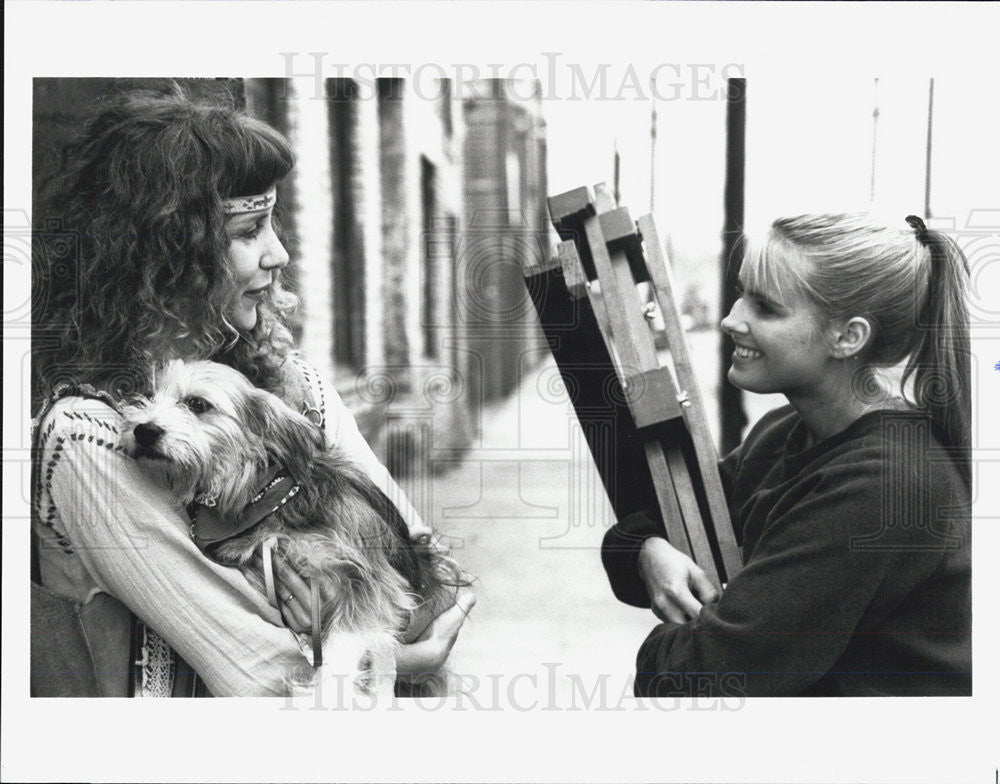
[120,359,321,513]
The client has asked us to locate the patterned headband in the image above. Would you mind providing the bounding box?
[221,187,277,215]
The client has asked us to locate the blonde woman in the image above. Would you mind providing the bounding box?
[603,214,971,696]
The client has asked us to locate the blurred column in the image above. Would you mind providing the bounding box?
[285,77,335,376]
[378,78,414,373]
[462,79,548,404]
[328,79,371,372]
[356,88,385,370]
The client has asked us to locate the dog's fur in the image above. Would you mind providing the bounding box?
[120,359,459,696]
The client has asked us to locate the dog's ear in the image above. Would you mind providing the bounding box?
[244,388,324,481]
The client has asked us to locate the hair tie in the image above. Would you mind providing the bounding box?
[905,214,931,246]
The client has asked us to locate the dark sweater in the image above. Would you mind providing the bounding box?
[602,406,971,697]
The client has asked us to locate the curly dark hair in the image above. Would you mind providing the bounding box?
[32,85,299,412]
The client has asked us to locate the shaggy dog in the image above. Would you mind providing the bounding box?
[120,359,462,697]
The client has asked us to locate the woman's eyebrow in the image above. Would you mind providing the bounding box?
[744,285,785,309]
[225,209,270,228]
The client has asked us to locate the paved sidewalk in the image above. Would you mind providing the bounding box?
[401,357,659,708]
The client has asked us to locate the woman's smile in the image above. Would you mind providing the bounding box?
[720,272,835,399]
[733,344,764,361]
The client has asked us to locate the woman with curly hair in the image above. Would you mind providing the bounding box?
[31,86,472,697]
[602,213,971,697]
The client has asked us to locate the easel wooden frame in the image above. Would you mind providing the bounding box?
[524,184,742,588]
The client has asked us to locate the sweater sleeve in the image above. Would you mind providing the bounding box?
[600,511,662,608]
[287,355,432,541]
[600,444,743,608]
[39,397,312,696]
[321,381,433,542]
[633,460,917,697]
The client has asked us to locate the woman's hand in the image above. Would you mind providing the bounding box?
[396,589,476,677]
[638,537,720,624]
[266,542,475,674]
[254,550,340,635]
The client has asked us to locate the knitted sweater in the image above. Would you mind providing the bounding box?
[601,406,971,697]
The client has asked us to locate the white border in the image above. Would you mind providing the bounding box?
[4,2,999,782]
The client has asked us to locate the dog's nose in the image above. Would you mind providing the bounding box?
[133,423,165,447]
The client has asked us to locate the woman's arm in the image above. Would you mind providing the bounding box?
[600,510,663,608]
[40,397,311,696]
[631,462,940,697]
[288,355,432,541]
[601,444,742,609]
[323,387,433,541]
[279,357,471,652]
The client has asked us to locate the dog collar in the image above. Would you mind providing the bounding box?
[189,463,301,549]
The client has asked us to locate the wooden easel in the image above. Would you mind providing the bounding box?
[524,184,742,589]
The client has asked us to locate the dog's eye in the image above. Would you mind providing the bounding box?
[184,396,213,415]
